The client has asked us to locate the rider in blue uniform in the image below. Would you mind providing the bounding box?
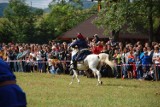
[0,58,27,107]
[70,33,89,70]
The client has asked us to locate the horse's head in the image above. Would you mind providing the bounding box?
[68,39,77,51]
[71,47,78,57]
[68,40,79,56]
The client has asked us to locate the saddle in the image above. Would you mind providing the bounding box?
[73,50,92,62]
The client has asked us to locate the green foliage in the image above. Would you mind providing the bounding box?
[0,18,13,42]
[32,8,44,16]
[47,3,96,36]
[34,14,54,43]
[3,0,34,43]
[93,0,160,41]
[0,0,96,43]
[94,1,134,35]
[1,0,53,43]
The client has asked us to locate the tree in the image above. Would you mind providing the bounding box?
[4,0,35,43]
[1,0,97,43]
[34,14,54,43]
[0,18,13,43]
[47,1,96,36]
[93,0,160,42]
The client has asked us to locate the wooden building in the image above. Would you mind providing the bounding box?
[59,14,148,42]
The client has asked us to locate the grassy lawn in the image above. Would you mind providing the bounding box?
[15,72,160,107]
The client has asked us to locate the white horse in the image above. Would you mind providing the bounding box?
[69,47,114,85]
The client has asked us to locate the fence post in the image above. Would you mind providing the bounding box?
[121,64,123,79]
[154,64,158,81]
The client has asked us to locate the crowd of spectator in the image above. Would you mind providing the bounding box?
[0,41,70,74]
[0,34,160,81]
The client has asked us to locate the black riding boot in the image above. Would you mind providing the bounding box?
[73,60,77,70]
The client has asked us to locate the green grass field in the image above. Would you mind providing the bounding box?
[15,72,160,107]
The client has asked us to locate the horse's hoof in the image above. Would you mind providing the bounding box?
[97,81,103,86]
[100,81,103,85]
[69,82,73,85]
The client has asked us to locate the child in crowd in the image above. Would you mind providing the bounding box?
[135,57,142,79]
[127,51,135,79]
[47,54,56,74]
[25,55,35,72]
[143,67,154,81]
[113,49,121,78]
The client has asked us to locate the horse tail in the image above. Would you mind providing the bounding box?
[98,53,114,71]
[104,58,114,71]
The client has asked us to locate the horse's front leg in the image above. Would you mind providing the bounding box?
[75,70,80,84]
[69,73,75,85]
[69,69,80,85]
[96,70,102,85]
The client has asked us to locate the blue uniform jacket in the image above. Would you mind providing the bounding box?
[0,58,27,107]
[70,39,88,50]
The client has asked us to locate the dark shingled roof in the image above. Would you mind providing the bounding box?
[59,14,148,40]
[59,15,106,40]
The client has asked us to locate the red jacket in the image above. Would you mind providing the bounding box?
[91,45,103,54]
